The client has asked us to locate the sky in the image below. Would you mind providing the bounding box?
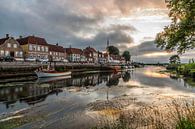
[0,0,193,63]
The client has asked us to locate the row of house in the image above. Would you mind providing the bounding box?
[0,34,125,64]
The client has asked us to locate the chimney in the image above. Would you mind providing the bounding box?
[6,34,9,38]
[19,35,23,39]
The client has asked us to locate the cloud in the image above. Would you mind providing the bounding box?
[128,40,173,63]
[0,0,168,56]
[113,0,166,15]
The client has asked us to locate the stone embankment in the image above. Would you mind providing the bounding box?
[0,62,115,78]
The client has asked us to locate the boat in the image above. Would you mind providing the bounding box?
[36,76,71,83]
[35,71,71,78]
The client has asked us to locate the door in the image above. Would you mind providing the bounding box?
[10,51,14,57]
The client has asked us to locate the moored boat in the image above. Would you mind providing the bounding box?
[35,71,71,78]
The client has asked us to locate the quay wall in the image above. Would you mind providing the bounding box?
[0,62,115,78]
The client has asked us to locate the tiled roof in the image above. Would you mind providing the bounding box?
[48,44,64,53]
[65,48,83,55]
[17,36,48,46]
[83,50,91,58]
[85,47,97,53]
[0,37,9,45]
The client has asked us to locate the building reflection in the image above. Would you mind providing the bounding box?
[0,72,132,109]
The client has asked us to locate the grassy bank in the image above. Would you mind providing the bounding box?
[167,63,195,79]
[92,100,195,129]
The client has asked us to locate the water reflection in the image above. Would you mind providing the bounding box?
[1,67,195,115]
[0,72,131,110]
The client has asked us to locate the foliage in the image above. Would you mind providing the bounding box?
[189,59,195,64]
[122,51,131,62]
[176,118,195,129]
[155,0,195,53]
[107,46,120,55]
[169,55,180,64]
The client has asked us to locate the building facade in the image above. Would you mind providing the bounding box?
[65,48,83,62]
[0,34,24,60]
[17,36,49,60]
[83,46,98,63]
[48,44,66,61]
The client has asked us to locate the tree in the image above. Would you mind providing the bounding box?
[107,46,120,55]
[122,51,131,62]
[155,0,195,54]
[169,55,180,64]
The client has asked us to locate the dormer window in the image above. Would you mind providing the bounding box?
[7,43,11,48]
[13,44,17,48]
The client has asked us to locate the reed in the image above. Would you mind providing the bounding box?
[92,100,195,129]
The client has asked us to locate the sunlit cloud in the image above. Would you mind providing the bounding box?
[142,52,171,58]
[2,0,187,63]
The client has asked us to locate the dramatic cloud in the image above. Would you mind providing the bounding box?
[0,0,179,63]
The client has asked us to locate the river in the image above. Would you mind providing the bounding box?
[0,66,195,129]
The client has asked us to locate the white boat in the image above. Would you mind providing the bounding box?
[35,71,71,78]
[36,76,71,83]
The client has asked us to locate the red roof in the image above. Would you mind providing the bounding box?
[17,36,48,46]
[48,44,64,53]
[84,46,97,53]
[0,37,9,45]
[65,48,83,55]
[83,50,91,58]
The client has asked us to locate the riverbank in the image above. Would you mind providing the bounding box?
[0,62,123,78]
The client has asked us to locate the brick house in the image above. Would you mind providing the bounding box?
[98,51,107,64]
[83,46,98,63]
[48,44,66,61]
[17,36,49,60]
[0,34,24,61]
[65,48,83,62]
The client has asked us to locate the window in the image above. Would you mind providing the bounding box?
[0,50,4,56]
[33,45,37,51]
[37,46,40,51]
[19,51,23,57]
[5,51,10,56]
[15,51,18,57]
[13,44,17,48]
[7,43,11,48]
[41,46,44,52]
[29,44,33,51]
[50,52,52,55]
[45,47,48,52]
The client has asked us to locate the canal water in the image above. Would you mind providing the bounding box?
[0,66,195,129]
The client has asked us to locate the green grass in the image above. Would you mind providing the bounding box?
[0,118,29,129]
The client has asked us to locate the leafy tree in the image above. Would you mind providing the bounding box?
[155,0,195,54]
[107,46,120,55]
[169,55,180,64]
[122,51,131,62]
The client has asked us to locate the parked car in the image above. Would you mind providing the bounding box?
[62,59,69,63]
[3,56,16,62]
[25,57,36,62]
[37,58,49,62]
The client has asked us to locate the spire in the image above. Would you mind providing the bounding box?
[107,39,110,47]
